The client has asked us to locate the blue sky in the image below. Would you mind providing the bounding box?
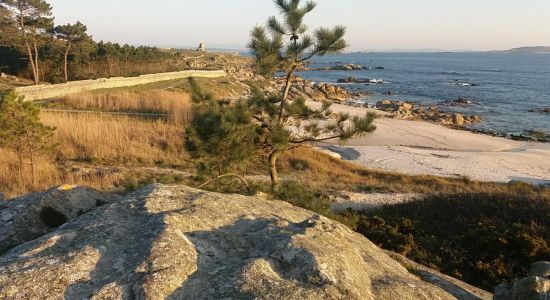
[48,0,550,51]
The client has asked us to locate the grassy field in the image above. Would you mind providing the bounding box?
[46,89,192,125]
[0,88,191,198]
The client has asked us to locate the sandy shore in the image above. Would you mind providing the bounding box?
[308,101,550,185]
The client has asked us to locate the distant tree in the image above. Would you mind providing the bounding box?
[0,0,54,84]
[95,41,120,77]
[53,21,91,81]
[242,0,376,191]
[0,91,56,184]
[120,44,133,70]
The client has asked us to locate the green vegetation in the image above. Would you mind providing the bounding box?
[0,0,186,83]
[53,21,93,82]
[348,193,550,291]
[345,194,550,291]
[0,92,56,184]
[260,178,550,292]
[258,148,550,292]
[186,0,376,191]
[0,0,54,84]
[185,78,259,184]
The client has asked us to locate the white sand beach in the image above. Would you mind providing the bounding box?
[308,101,550,184]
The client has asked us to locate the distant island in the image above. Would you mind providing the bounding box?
[496,46,550,53]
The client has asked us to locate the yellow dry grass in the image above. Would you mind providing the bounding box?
[0,149,123,199]
[41,111,185,164]
[58,90,192,126]
[0,112,186,198]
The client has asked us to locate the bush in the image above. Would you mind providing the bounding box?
[346,193,550,291]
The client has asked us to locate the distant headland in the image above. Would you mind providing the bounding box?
[493,46,550,53]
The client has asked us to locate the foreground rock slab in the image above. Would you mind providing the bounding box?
[0,185,120,254]
[0,184,475,299]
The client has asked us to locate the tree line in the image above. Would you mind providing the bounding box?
[0,0,177,84]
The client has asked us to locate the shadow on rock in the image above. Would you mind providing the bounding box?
[168,217,320,299]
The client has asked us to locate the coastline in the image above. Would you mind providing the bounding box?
[308,100,550,185]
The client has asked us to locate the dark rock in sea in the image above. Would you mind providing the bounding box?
[337,76,361,83]
[336,77,387,84]
[523,130,550,142]
[529,107,550,113]
[373,66,385,70]
[312,63,364,71]
[439,98,476,107]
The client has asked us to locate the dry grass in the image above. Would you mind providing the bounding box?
[41,111,186,164]
[0,149,124,199]
[0,112,187,199]
[178,77,249,99]
[280,147,550,196]
[56,90,192,126]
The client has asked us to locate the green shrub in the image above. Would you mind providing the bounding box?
[347,193,550,291]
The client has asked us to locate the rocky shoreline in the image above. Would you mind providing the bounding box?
[374,99,483,127]
[225,58,548,143]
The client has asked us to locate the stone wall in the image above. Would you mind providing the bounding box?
[14,70,226,101]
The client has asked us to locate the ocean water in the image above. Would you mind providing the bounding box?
[297,52,550,136]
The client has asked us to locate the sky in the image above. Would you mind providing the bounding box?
[47,0,550,51]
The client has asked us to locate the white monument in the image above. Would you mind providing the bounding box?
[197,43,206,52]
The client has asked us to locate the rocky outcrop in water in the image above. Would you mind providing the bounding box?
[0,184,490,299]
[265,78,353,102]
[439,98,476,107]
[309,64,384,71]
[376,100,483,126]
[529,107,550,114]
[337,76,388,84]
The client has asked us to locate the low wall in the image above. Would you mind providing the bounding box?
[14,70,226,101]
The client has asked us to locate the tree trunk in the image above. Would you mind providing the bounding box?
[197,173,252,194]
[17,150,24,183]
[268,151,280,193]
[23,42,38,84]
[108,59,113,77]
[63,42,71,82]
[278,63,298,124]
[29,149,35,186]
[19,12,39,85]
[33,42,40,83]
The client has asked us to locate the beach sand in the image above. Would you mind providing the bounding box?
[308,101,550,184]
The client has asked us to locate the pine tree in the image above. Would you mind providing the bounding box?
[187,1,377,192]
[53,21,91,82]
[246,0,377,191]
[0,0,54,84]
[185,78,258,192]
[0,91,56,184]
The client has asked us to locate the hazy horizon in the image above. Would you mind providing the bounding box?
[48,0,550,51]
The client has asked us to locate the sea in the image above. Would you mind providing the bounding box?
[296,52,550,138]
